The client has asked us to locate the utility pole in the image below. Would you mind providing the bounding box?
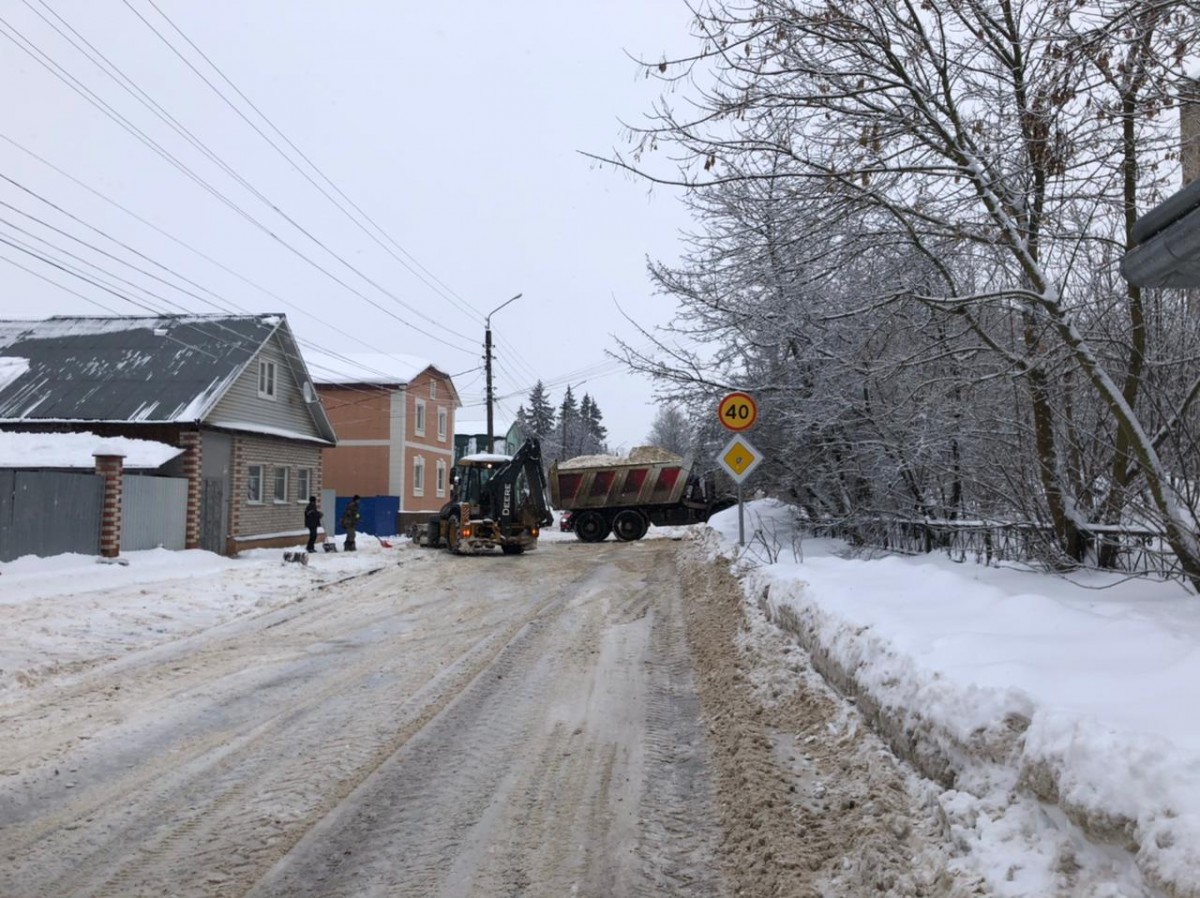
[485,293,521,451]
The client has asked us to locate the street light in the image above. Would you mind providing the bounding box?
[485,293,522,450]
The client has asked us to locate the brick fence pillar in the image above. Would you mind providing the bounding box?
[179,431,203,550]
[93,452,125,558]
[1183,77,1200,186]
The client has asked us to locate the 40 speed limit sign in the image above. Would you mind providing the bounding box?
[718,391,758,432]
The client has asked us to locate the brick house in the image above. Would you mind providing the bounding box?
[0,314,337,555]
[308,352,460,532]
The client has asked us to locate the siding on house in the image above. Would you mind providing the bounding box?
[206,336,326,441]
[229,433,324,551]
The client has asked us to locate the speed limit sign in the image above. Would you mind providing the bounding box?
[718,391,758,432]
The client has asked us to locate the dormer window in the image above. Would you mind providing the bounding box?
[258,360,277,400]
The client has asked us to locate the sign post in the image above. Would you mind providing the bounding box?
[715,392,760,545]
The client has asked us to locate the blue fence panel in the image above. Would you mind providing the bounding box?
[332,495,400,537]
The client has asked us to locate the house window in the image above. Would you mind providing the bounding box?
[258,360,277,400]
[415,399,426,436]
[247,465,264,503]
[296,468,310,501]
[274,467,288,503]
[413,456,425,496]
[437,408,447,441]
[436,460,446,497]
[430,380,437,399]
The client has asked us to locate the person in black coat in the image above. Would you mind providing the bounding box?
[304,496,323,553]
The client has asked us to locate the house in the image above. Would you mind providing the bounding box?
[0,314,337,556]
[307,352,460,532]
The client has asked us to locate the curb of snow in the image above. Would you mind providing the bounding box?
[702,531,1200,898]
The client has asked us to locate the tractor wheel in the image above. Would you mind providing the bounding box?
[447,515,462,554]
[574,510,610,543]
[612,510,648,542]
[501,544,525,555]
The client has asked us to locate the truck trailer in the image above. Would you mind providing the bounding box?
[548,447,735,542]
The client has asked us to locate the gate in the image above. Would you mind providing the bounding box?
[0,470,104,563]
[200,477,227,554]
[121,475,188,551]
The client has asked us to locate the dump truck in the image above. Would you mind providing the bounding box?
[549,447,736,542]
[414,438,555,555]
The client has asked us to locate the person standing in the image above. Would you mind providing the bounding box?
[304,496,322,553]
[341,494,361,551]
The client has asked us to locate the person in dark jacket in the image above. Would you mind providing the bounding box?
[341,495,361,551]
[304,496,323,553]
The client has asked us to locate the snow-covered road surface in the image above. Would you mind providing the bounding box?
[0,537,983,897]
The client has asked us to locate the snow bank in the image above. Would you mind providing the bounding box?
[706,499,1200,898]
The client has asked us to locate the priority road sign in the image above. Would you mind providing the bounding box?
[717,435,762,484]
[718,392,758,432]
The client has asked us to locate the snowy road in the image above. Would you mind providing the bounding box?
[0,537,980,898]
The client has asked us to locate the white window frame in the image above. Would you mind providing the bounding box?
[257,359,277,400]
[437,407,447,441]
[247,464,264,503]
[430,380,437,399]
[273,467,289,504]
[414,398,426,436]
[296,468,312,503]
[436,459,446,497]
[413,456,426,496]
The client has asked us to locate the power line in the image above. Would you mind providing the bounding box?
[0,12,477,353]
[130,0,486,327]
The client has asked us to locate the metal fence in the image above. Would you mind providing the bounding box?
[121,475,188,552]
[0,470,104,563]
[811,517,1184,581]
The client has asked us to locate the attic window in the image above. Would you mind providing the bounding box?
[258,360,277,400]
[430,380,437,399]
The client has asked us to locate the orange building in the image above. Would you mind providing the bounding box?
[308,352,460,531]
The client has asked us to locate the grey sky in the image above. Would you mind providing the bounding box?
[0,2,699,450]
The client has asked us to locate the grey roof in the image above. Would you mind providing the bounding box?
[0,314,334,442]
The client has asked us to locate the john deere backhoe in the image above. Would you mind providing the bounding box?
[414,438,554,555]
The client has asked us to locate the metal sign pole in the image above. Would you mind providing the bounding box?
[738,482,745,546]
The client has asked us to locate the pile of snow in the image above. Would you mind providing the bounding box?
[706,499,1200,897]
[558,446,682,469]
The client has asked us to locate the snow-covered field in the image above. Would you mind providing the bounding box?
[3,504,1198,896]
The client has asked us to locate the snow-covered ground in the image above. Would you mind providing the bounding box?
[707,500,1200,898]
[2,504,1198,896]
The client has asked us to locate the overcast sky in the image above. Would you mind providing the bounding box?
[0,2,703,451]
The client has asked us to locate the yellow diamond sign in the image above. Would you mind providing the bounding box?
[717,435,762,484]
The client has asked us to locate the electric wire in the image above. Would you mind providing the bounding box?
[0,14,476,354]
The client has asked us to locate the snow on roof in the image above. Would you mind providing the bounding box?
[0,356,29,392]
[304,350,438,385]
[458,452,511,464]
[0,430,184,469]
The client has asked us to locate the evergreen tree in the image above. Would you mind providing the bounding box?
[579,393,608,456]
[514,380,556,447]
[557,385,580,460]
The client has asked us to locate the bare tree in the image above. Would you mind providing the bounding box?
[605,0,1200,586]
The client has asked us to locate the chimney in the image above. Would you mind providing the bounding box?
[1183,76,1200,185]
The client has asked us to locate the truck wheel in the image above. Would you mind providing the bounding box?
[612,510,648,542]
[574,510,610,543]
[447,515,462,554]
[501,544,525,555]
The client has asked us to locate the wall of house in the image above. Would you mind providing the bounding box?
[1183,78,1200,185]
[207,335,326,441]
[228,434,324,554]
[317,384,394,497]
[401,370,456,519]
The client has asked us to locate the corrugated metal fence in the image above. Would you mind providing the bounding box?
[121,475,188,552]
[0,470,104,562]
